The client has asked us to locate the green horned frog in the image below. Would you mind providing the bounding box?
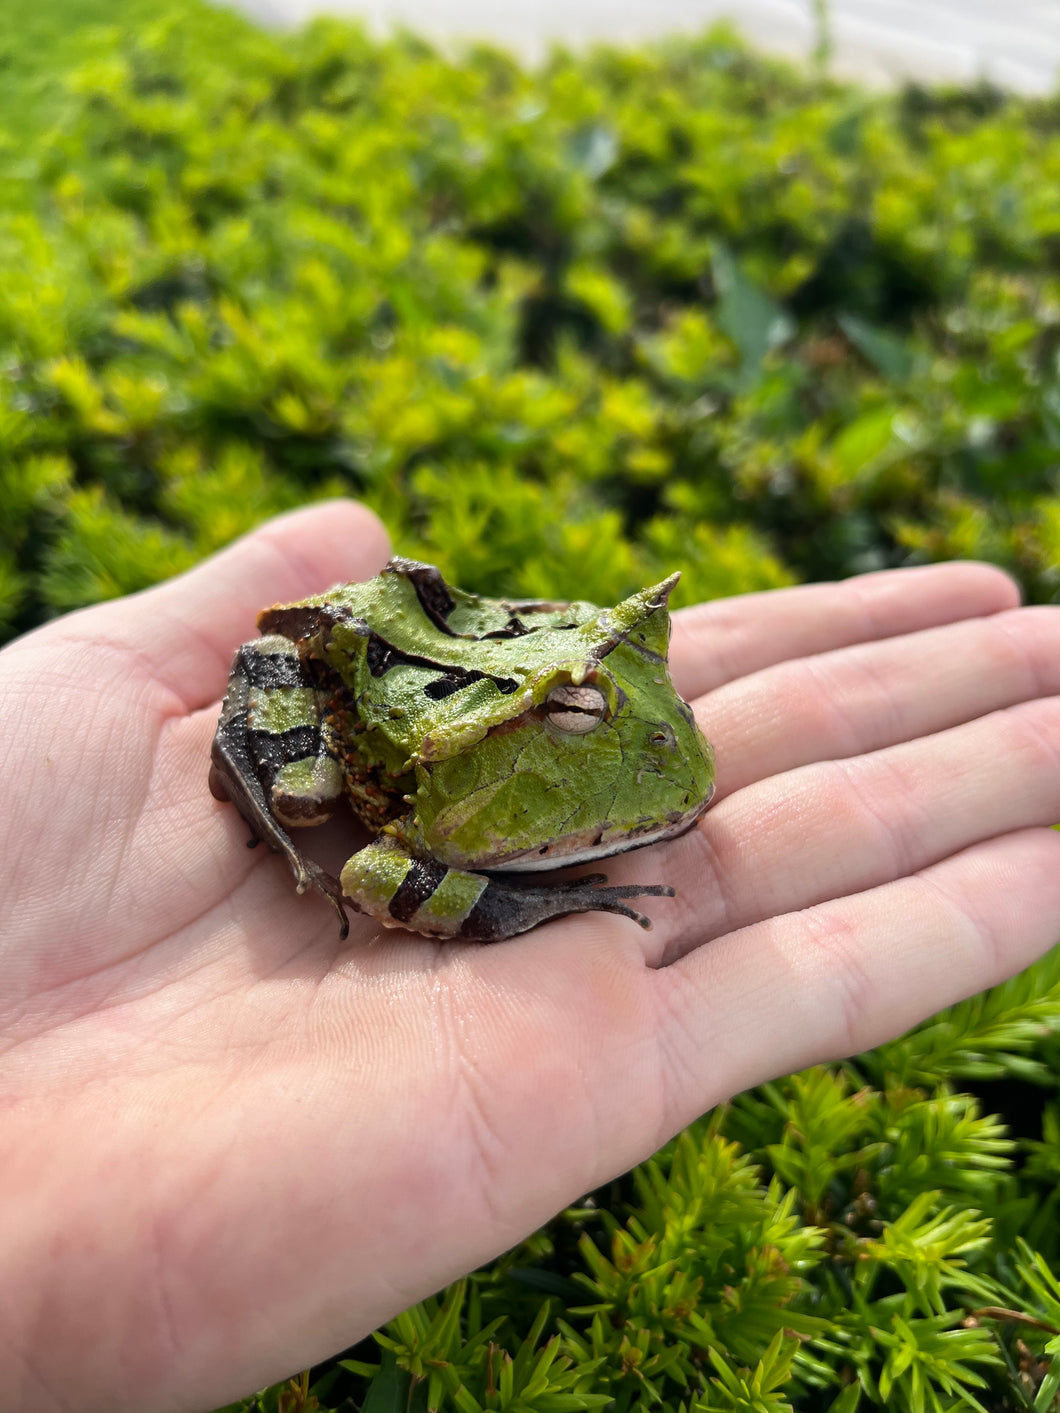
[209,558,715,941]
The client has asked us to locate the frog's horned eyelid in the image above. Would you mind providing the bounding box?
[649,571,681,608]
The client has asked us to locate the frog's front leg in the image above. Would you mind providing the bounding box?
[341,835,674,941]
[209,635,351,937]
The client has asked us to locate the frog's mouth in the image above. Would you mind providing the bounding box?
[479,785,715,874]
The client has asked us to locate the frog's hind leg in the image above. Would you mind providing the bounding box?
[210,636,350,936]
[340,835,673,941]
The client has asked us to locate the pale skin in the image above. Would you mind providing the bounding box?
[2,502,1060,1413]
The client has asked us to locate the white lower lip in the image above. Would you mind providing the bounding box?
[481,797,711,873]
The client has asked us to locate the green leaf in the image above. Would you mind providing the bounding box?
[567,124,618,179]
[838,312,915,381]
[361,1352,417,1413]
[712,241,794,387]
[824,1385,862,1413]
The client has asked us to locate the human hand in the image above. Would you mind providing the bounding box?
[2,501,1058,1413]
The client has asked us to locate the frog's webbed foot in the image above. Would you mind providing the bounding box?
[461,872,675,941]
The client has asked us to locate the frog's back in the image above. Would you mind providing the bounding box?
[262,558,603,691]
[311,558,598,656]
[253,557,604,766]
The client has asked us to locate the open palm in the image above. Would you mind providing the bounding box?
[3,500,1059,1413]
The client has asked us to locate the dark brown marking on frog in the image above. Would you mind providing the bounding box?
[423,670,488,700]
[591,632,666,666]
[240,647,305,690]
[362,630,519,696]
[210,654,350,937]
[390,559,581,642]
[386,557,457,634]
[388,858,448,923]
[482,616,533,639]
[257,602,357,644]
[247,725,322,787]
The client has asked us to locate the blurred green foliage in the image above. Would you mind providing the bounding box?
[8,0,1060,640]
[5,3,1060,1409]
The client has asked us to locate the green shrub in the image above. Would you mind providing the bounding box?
[4,5,1060,1409]
[9,1,1060,636]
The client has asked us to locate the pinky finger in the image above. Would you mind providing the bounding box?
[653,828,1060,1131]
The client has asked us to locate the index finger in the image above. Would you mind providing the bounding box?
[670,561,1020,700]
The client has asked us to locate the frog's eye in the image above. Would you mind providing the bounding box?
[544,683,608,734]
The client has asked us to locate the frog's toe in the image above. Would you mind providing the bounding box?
[458,872,676,941]
[551,877,676,930]
[208,764,231,802]
[292,857,351,939]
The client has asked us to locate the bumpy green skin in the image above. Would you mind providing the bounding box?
[209,558,715,940]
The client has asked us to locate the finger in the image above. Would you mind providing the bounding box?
[652,828,1060,1130]
[653,694,1060,962]
[18,501,391,713]
[701,604,1060,801]
[670,561,1020,700]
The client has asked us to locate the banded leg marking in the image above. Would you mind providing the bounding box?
[340,838,488,937]
[337,836,672,940]
[210,637,350,936]
[245,682,343,828]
